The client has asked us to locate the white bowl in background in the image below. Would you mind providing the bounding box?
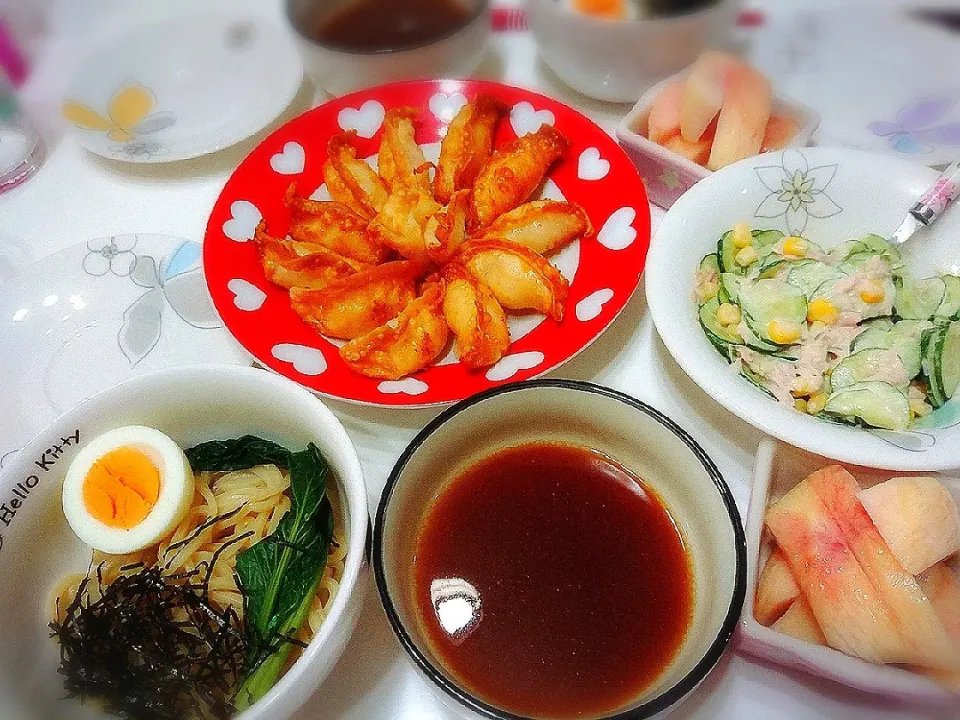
[647,146,960,471]
[527,0,740,103]
[374,380,746,720]
[285,0,491,97]
[617,71,820,208]
[738,438,959,706]
[0,365,368,720]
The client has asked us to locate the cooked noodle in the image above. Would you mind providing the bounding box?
[54,464,347,649]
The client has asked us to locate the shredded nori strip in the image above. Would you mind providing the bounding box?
[49,565,247,720]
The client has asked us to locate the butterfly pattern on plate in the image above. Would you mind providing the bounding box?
[867,93,960,156]
[62,81,177,159]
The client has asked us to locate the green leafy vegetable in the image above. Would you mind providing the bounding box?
[183,436,333,711]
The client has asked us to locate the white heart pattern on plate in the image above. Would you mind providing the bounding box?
[577,147,610,181]
[597,207,637,250]
[429,92,468,123]
[485,351,545,382]
[270,141,305,175]
[510,102,554,137]
[378,377,429,395]
[227,278,266,311]
[576,288,615,322]
[338,100,386,139]
[222,200,262,243]
[271,343,327,376]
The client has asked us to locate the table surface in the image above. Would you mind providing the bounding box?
[2,1,958,719]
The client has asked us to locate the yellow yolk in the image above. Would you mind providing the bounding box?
[81,447,161,529]
[573,0,627,19]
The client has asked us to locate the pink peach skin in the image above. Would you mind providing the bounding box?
[706,62,772,171]
[680,50,738,143]
[646,79,685,146]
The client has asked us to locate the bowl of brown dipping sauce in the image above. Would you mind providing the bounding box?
[374,379,746,720]
[285,0,491,95]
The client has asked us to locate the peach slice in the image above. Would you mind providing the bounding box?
[680,51,738,143]
[706,62,772,171]
[859,476,960,576]
[772,597,827,646]
[807,466,959,671]
[646,79,685,146]
[755,547,800,626]
[761,115,801,152]
[916,562,960,646]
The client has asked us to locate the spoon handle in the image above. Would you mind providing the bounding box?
[909,158,960,226]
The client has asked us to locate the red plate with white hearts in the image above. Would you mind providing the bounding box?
[203,80,650,406]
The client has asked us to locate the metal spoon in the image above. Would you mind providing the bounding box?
[889,158,960,245]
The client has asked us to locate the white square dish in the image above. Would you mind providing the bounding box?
[738,438,960,706]
[616,71,820,209]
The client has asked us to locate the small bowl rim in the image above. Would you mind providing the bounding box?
[373,378,747,720]
[529,0,736,30]
[284,0,491,56]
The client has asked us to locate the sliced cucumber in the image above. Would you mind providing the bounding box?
[851,321,928,379]
[923,320,960,408]
[698,253,720,276]
[718,230,738,274]
[699,297,742,353]
[920,324,948,407]
[895,275,947,320]
[824,381,911,431]
[839,251,884,274]
[940,321,960,401]
[738,359,776,399]
[936,275,960,319]
[785,261,844,299]
[738,278,807,346]
[832,239,869,261]
[857,233,903,267]
[718,229,784,275]
[738,318,786,354]
[831,348,908,392]
[720,273,745,305]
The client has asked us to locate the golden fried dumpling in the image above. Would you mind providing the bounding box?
[424,189,471,264]
[457,239,569,321]
[340,282,449,379]
[378,107,432,194]
[284,185,390,264]
[369,188,441,265]
[323,132,389,217]
[441,264,510,369]
[477,200,593,256]
[434,94,507,205]
[255,222,368,290]
[289,261,420,340]
[470,125,570,230]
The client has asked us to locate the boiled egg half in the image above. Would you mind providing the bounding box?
[62,426,194,554]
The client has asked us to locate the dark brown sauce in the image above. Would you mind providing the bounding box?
[313,0,472,52]
[412,442,694,719]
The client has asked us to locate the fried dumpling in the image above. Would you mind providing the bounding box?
[424,189,471,264]
[441,264,510,368]
[284,185,390,264]
[323,132,389,217]
[289,261,420,339]
[255,222,368,290]
[434,93,508,204]
[340,282,449,379]
[457,238,569,321]
[369,188,442,264]
[378,107,432,194]
[477,200,593,256]
[470,125,570,229]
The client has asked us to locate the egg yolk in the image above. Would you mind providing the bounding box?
[573,0,626,19]
[81,447,161,529]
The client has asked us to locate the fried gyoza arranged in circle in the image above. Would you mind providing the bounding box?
[257,94,593,379]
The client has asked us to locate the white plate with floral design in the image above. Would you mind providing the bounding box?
[647,147,960,471]
[62,11,302,162]
[0,234,249,462]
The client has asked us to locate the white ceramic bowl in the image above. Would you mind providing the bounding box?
[285,0,491,97]
[647,147,960,471]
[738,439,959,706]
[616,71,820,208]
[374,380,746,720]
[0,365,368,720]
[527,0,740,103]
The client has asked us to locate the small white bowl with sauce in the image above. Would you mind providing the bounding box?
[285,0,491,96]
[374,379,746,719]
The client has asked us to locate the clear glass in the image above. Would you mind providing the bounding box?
[0,70,43,194]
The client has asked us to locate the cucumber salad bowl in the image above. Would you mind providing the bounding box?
[647,147,960,471]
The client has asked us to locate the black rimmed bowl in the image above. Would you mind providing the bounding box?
[373,380,746,720]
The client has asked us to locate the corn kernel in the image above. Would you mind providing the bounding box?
[794,398,808,412]
[909,398,932,419]
[859,280,885,304]
[735,245,758,267]
[695,280,719,304]
[768,319,802,345]
[809,320,827,335]
[782,236,807,258]
[716,302,742,326]
[806,393,828,415]
[807,298,839,325]
[733,222,753,249]
[791,377,812,397]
